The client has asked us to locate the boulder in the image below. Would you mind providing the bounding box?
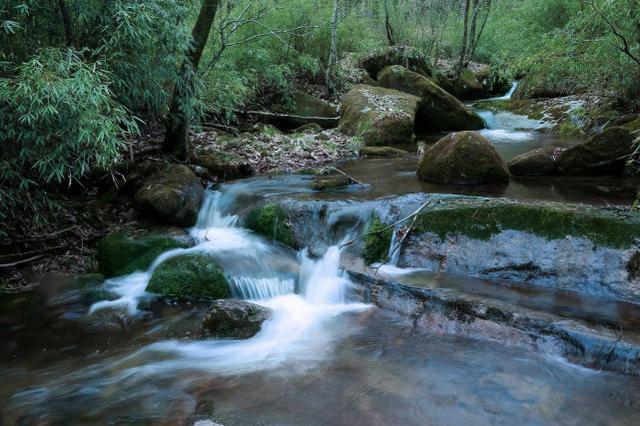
[96,230,186,277]
[147,254,231,300]
[195,153,254,181]
[202,299,273,339]
[377,66,485,133]
[358,46,432,80]
[338,84,419,146]
[245,203,295,247]
[417,131,509,184]
[557,127,635,176]
[359,146,409,157]
[134,165,204,226]
[311,174,352,191]
[286,91,337,118]
[508,146,566,176]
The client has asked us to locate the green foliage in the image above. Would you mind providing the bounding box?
[413,203,640,249]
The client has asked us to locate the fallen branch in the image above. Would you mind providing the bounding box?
[328,166,365,185]
[0,255,44,269]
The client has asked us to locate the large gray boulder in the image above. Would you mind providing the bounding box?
[339,84,420,146]
[557,127,635,176]
[202,299,273,339]
[418,131,509,184]
[377,65,485,133]
[134,164,204,226]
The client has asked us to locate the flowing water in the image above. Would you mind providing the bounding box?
[2,96,640,424]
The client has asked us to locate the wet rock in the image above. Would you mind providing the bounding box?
[202,299,273,339]
[134,165,204,226]
[195,153,254,181]
[147,254,231,300]
[362,214,393,264]
[338,84,419,146]
[96,230,186,277]
[557,127,635,176]
[512,69,571,99]
[245,203,295,247]
[417,131,509,184]
[377,65,485,133]
[508,146,566,176]
[449,69,485,100]
[359,146,409,157]
[358,46,432,80]
[312,174,352,191]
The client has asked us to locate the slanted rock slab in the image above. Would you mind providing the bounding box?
[134,165,204,226]
[377,65,485,133]
[202,299,273,339]
[418,131,509,184]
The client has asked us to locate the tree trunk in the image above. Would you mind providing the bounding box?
[384,0,394,46]
[467,0,492,65]
[164,0,220,159]
[456,0,471,76]
[464,0,482,67]
[57,0,74,47]
[325,0,340,96]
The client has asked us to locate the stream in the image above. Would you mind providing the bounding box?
[2,93,640,425]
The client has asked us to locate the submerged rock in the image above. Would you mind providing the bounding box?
[202,299,273,339]
[557,127,635,176]
[377,65,485,133]
[359,146,409,157]
[417,131,509,184]
[134,165,204,226]
[339,84,419,146]
[96,230,186,277]
[245,203,295,247]
[508,146,566,176]
[147,254,230,300]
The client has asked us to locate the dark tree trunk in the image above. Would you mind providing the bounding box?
[384,0,394,46]
[456,0,471,76]
[57,0,74,47]
[164,0,220,159]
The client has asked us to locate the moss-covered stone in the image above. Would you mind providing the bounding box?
[245,203,295,247]
[195,152,254,181]
[557,127,635,176]
[147,254,230,300]
[359,146,409,157]
[285,91,337,118]
[413,201,640,249]
[338,84,419,146]
[359,46,432,80]
[377,65,485,133]
[311,175,352,191]
[508,146,565,176]
[362,214,393,264]
[96,230,186,277]
[622,117,640,133]
[418,131,509,184]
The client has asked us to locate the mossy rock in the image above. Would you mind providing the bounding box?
[557,127,635,176]
[508,146,566,176]
[377,65,485,133]
[311,175,352,191]
[338,84,419,146]
[245,203,295,247]
[418,131,509,185]
[358,46,432,80]
[622,117,640,133]
[96,230,186,277]
[286,91,337,118]
[413,201,640,249]
[362,214,393,264]
[147,254,230,300]
[359,146,408,157]
[195,152,254,181]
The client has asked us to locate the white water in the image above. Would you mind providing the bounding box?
[495,81,518,101]
[88,184,369,374]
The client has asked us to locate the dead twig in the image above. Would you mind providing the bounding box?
[0,255,44,269]
[327,166,365,185]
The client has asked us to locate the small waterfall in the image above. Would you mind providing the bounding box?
[229,277,295,300]
[299,245,351,305]
[387,226,402,266]
[194,190,239,231]
[497,81,518,100]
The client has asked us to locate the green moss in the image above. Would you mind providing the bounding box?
[558,121,582,136]
[363,214,393,264]
[623,117,640,132]
[245,203,295,247]
[147,254,230,300]
[96,230,186,277]
[413,202,640,249]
